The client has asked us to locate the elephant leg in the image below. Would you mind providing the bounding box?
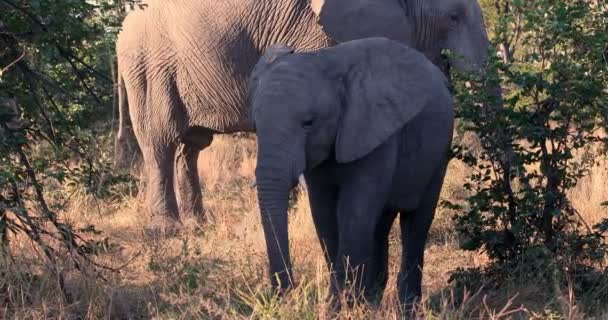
[141,142,179,222]
[397,165,447,308]
[369,209,398,303]
[175,142,203,220]
[334,184,390,305]
[136,167,148,202]
[304,169,339,271]
[129,75,184,227]
[175,130,213,222]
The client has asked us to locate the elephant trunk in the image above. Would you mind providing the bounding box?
[257,172,293,289]
[255,137,303,290]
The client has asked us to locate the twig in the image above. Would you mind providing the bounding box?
[39,82,96,174]
[17,63,58,141]
[0,50,25,75]
[98,250,143,273]
[482,293,524,319]
[4,147,72,303]
[58,46,113,82]
[61,52,105,107]
[572,208,593,233]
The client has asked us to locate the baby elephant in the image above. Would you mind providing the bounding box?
[249,37,454,306]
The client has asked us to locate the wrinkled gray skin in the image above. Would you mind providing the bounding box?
[114,0,492,225]
[249,38,454,305]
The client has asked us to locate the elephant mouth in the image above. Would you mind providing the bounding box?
[440,53,451,76]
[440,53,454,93]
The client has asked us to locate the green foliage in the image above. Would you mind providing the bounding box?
[447,0,608,307]
[0,0,139,302]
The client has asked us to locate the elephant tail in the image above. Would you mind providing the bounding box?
[113,71,134,169]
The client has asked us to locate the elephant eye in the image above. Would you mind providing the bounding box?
[447,4,466,26]
[449,13,460,24]
[302,118,314,129]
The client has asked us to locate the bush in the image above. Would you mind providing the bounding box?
[0,0,138,303]
[446,0,608,311]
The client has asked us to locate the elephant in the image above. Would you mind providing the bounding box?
[113,0,494,227]
[248,37,454,306]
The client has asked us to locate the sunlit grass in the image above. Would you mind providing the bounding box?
[1,134,606,319]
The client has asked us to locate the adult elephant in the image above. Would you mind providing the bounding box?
[114,0,494,227]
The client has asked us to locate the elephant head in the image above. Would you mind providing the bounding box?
[250,38,450,289]
[248,44,295,116]
[312,0,491,73]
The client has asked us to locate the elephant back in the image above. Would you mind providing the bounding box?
[116,0,334,132]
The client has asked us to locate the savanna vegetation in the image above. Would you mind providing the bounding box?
[1,0,607,318]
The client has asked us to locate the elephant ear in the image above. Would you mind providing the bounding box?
[336,41,447,163]
[313,0,411,43]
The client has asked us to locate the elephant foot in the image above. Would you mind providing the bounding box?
[143,214,182,238]
[324,292,368,318]
[325,294,342,316]
[399,300,425,320]
[195,210,208,226]
[182,211,208,229]
[177,206,208,226]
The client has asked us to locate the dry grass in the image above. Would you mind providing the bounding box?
[1,134,607,319]
[569,156,608,228]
